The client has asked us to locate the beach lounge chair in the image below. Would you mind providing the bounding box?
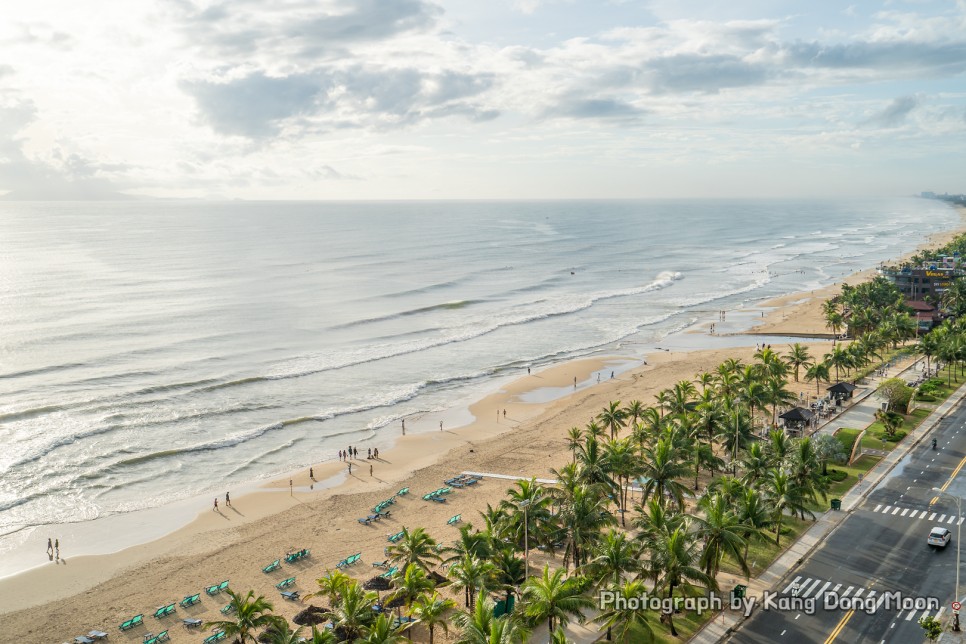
[376,509,391,519]
[449,480,465,488]
[358,517,371,525]
[280,590,300,601]
[387,530,405,543]
[119,614,143,631]
[392,616,417,630]
[180,593,201,608]
[429,495,446,503]
[220,603,235,615]
[397,487,409,496]
[143,630,169,644]
[73,637,94,644]
[372,559,389,569]
[183,618,203,629]
[152,603,176,619]
[263,559,281,573]
[203,632,227,644]
[86,632,108,641]
[275,576,296,589]
[368,513,381,521]
[447,514,461,525]
[379,566,399,579]
[206,580,229,595]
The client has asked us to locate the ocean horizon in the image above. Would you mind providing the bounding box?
[0,197,960,567]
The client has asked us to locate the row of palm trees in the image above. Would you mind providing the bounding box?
[204,342,852,643]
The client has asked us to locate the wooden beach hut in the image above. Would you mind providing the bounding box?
[779,406,814,435]
[827,381,858,403]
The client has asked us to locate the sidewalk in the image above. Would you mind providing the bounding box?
[693,357,966,643]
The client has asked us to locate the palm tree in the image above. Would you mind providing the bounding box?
[453,592,529,644]
[411,592,456,644]
[574,437,617,491]
[521,565,595,635]
[387,527,440,572]
[500,478,553,555]
[357,614,409,644]
[623,400,646,430]
[785,343,812,382]
[824,345,853,381]
[598,400,626,440]
[638,437,691,510]
[740,442,771,487]
[308,570,354,605]
[308,626,338,644]
[582,529,640,593]
[694,493,750,579]
[203,589,284,643]
[602,437,640,525]
[490,547,527,611]
[566,427,584,464]
[804,361,831,395]
[762,468,811,545]
[594,579,655,643]
[388,564,435,618]
[765,377,797,427]
[263,623,304,644]
[735,488,771,564]
[650,527,715,637]
[448,554,496,608]
[558,483,615,569]
[329,581,378,640]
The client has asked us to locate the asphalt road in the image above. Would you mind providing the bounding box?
[733,404,966,644]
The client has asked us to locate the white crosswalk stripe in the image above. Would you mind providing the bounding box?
[854,588,865,598]
[842,585,854,597]
[813,581,832,601]
[930,512,937,520]
[905,609,918,621]
[874,504,882,512]
[939,514,948,523]
[891,507,901,515]
[782,576,803,594]
[831,583,841,594]
[900,508,910,516]
[920,510,929,519]
[801,579,823,598]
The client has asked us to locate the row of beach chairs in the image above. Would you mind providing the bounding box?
[336,552,362,568]
[423,487,453,502]
[115,581,228,632]
[444,473,480,487]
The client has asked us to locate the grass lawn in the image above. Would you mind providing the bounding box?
[719,515,812,578]
[835,428,861,455]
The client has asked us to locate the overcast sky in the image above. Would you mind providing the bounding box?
[1,0,964,200]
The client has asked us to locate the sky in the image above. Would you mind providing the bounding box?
[0,0,964,200]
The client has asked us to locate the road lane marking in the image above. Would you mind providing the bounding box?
[781,630,786,636]
[905,609,918,621]
[930,512,937,520]
[920,510,929,519]
[950,515,958,524]
[892,507,901,515]
[824,609,855,644]
[940,514,948,522]
[883,506,892,513]
[813,581,832,601]
[933,452,966,505]
[853,588,864,598]
[874,504,882,512]
[961,517,965,526]
[901,508,910,516]
[831,583,841,594]
[801,578,823,598]
[842,586,854,597]
[782,576,802,594]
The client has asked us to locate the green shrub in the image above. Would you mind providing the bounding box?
[915,393,936,401]
[827,469,848,482]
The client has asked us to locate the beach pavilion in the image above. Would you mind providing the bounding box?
[779,406,814,435]
[827,381,858,403]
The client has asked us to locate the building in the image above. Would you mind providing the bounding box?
[879,265,962,302]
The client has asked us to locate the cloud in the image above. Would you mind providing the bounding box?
[645,53,769,94]
[173,0,442,58]
[182,66,498,138]
[865,95,919,127]
[547,96,646,120]
[784,40,966,76]
[0,65,14,78]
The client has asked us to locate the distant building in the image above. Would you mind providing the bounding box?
[922,191,937,199]
[879,265,959,301]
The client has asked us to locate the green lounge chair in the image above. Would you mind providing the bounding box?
[397,487,409,496]
[143,630,169,644]
[153,603,176,619]
[275,576,296,589]
[372,559,389,568]
[206,580,229,595]
[179,593,200,608]
[203,632,227,644]
[263,559,280,573]
[119,614,143,631]
[220,603,235,615]
[379,566,399,579]
[280,590,300,601]
[387,531,405,543]
[447,514,461,525]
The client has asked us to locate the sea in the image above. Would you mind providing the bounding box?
[0,197,959,569]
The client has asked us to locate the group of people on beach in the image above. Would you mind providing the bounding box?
[46,537,60,561]
[213,491,231,511]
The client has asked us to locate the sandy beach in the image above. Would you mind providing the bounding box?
[3,206,965,643]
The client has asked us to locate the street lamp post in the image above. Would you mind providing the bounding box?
[933,487,962,631]
[519,499,531,582]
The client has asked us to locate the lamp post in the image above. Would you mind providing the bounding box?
[933,487,962,631]
[519,499,531,582]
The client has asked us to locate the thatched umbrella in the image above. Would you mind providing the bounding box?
[363,576,392,591]
[292,605,330,626]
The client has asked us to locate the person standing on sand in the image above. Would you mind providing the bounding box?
[348,462,352,475]
[440,421,443,431]
[574,376,577,388]
[55,539,59,561]
[527,367,530,375]
[47,538,53,557]
[310,467,314,478]
[370,464,373,476]
[213,497,218,511]
[225,491,231,507]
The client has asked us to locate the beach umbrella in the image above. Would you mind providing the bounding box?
[292,605,330,626]
[363,576,392,591]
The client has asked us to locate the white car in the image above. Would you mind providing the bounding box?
[928,527,951,548]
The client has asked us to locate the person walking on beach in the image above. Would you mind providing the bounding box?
[402,419,405,434]
[354,446,358,458]
[367,448,372,459]
[47,538,53,557]
[225,491,231,507]
[440,421,443,431]
[348,462,352,475]
[503,409,506,418]
[369,464,373,477]
[55,539,59,561]
[213,497,218,511]
[374,448,379,458]
[527,367,530,375]
[310,467,314,478]
[574,376,577,388]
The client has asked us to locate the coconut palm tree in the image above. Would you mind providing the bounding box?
[574,437,617,492]
[597,400,626,440]
[388,564,435,618]
[203,589,284,643]
[308,570,354,604]
[735,488,771,564]
[558,482,615,569]
[762,468,812,545]
[602,437,640,525]
[582,529,640,594]
[490,547,527,613]
[594,579,655,643]
[650,527,715,637]
[410,592,455,644]
[329,581,378,641]
[263,623,305,644]
[453,592,529,644]
[694,493,750,579]
[308,626,338,644]
[765,377,797,428]
[638,437,691,510]
[387,527,440,572]
[357,614,409,644]
[785,343,812,382]
[447,554,497,608]
[804,361,832,395]
[740,442,771,487]
[500,478,553,555]
[521,565,595,635]
[566,427,584,464]
[623,400,646,430]
[824,345,853,381]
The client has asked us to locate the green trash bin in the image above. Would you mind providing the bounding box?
[732,584,747,600]
[831,499,841,511]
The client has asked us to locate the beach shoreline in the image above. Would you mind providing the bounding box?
[2,203,965,641]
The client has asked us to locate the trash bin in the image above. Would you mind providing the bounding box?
[831,499,841,510]
[732,584,747,600]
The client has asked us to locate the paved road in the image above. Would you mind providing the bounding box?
[733,405,966,644]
